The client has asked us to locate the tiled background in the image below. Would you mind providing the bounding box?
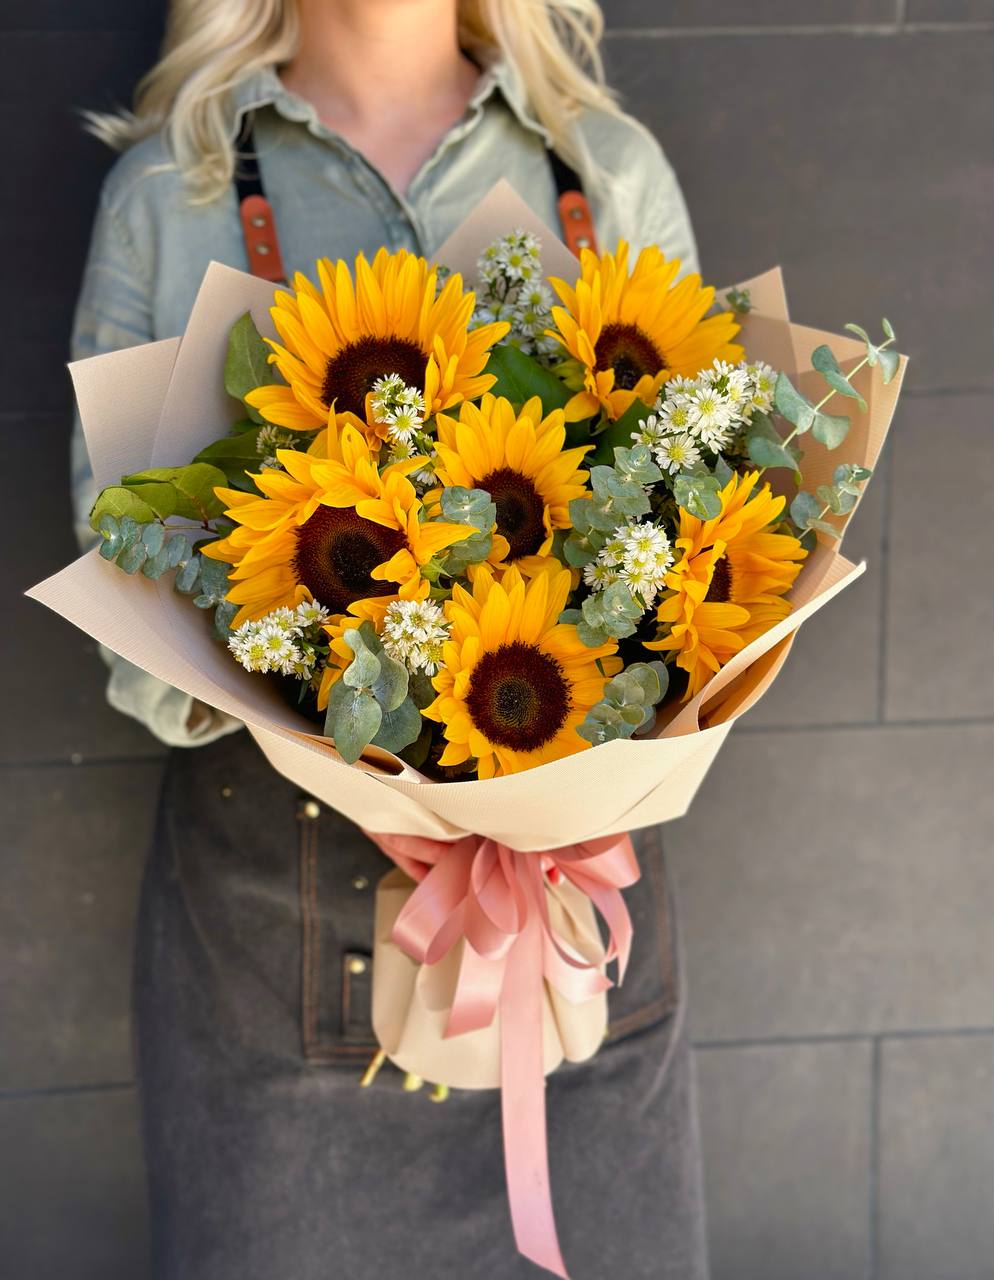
[2,3,992,1277]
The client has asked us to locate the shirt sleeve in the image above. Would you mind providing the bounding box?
[623,129,700,277]
[71,180,243,749]
[582,110,700,278]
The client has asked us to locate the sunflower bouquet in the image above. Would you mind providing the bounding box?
[31,182,905,1280]
[78,225,895,781]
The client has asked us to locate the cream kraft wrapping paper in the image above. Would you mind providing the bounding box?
[28,180,907,856]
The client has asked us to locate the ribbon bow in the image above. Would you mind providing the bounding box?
[364,829,640,1279]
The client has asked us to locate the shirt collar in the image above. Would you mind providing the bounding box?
[229,54,551,146]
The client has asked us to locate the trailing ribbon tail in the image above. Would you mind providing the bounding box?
[363,828,639,1279]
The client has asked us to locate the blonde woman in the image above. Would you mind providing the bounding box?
[72,2,707,1276]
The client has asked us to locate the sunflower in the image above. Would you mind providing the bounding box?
[645,471,807,700]
[432,393,590,575]
[424,564,621,778]
[244,248,508,440]
[201,425,474,628]
[546,242,743,422]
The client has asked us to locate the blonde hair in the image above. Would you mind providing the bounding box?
[85,0,619,203]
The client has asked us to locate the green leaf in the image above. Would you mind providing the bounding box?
[816,365,867,412]
[789,491,822,528]
[89,486,159,530]
[483,344,571,415]
[747,432,801,476]
[773,372,815,433]
[225,312,275,424]
[444,530,493,573]
[713,455,734,487]
[881,317,895,341]
[673,471,722,520]
[806,517,843,540]
[878,348,900,384]
[117,541,148,575]
[326,684,383,764]
[213,601,237,640]
[810,409,850,449]
[811,344,843,377]
[590,397,654,465]
[174,554,202,594]
[371,650,409,713]
[563,529,603,568]
[141,523,165,556]
[440,486,496,533]
[193,432,265,485]
[342,631,381,689]
[408,671,438,710]
[371,696,423,754]
[121,464,229,523]
[195,556,232,603]
[844,323,872,345]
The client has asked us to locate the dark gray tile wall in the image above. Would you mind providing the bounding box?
[3,3,991,1278]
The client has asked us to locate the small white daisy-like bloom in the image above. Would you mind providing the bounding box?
[386,404,424,445]
[598,534,626,567]
[685,386,735,449]
[746,361,777,414]
[381,599,450,674]
[370,373,426,434]
[614,520,673,606]
[661,374,697,402]
[265,606,298,633]
[295,600,330,628]
[657,395,694,435]
[654,432,702,475]
[631,412,668,449]
[583,561,620,591]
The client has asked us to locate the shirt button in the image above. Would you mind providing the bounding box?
[347,956,368,976]
[351,875,370,892]
[301,799,321,819]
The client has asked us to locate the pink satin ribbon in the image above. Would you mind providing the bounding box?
[364,828,640,1279]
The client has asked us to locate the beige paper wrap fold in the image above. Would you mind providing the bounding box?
[372,868,607,1088]
[28,180,906,854]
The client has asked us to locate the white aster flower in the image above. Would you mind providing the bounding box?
[685,386,735,449]
[614,520,674,606]
[657,395,694,435]
[295,600,330,628]
[654,432,702,475]
[583,561,620,591]
[631,412,668,449]
[382,599,450,675]
[746,361,777,414]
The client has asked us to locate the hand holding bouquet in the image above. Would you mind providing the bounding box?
[31,182,905,1278]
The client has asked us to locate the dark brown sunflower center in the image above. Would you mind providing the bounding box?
[293,505,405,613]
[465,642,571,753]
[704,554,732,603]
[478,466,546,561]
[594,322,666,390]
[321,335,428,417]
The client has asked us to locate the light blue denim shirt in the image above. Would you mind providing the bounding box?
[70,59,698,748]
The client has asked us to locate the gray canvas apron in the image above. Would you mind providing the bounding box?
[132,730,709,1278]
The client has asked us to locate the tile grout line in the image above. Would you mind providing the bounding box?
[604,22,994,39]
[693,1026,994,1051]
[876,441,895,723]
[894,0,908,29]
[0,1079,134,1102]
[868,1036,883,1280]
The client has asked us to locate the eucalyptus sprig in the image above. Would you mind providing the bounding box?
[323,622,422,763]
[577,662,670,745]
[748,319,898,477]
[94,514,236,638]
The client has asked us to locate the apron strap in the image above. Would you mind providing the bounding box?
[546,148,599,258]
[234,116,287,282]
[234,114,598,282]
